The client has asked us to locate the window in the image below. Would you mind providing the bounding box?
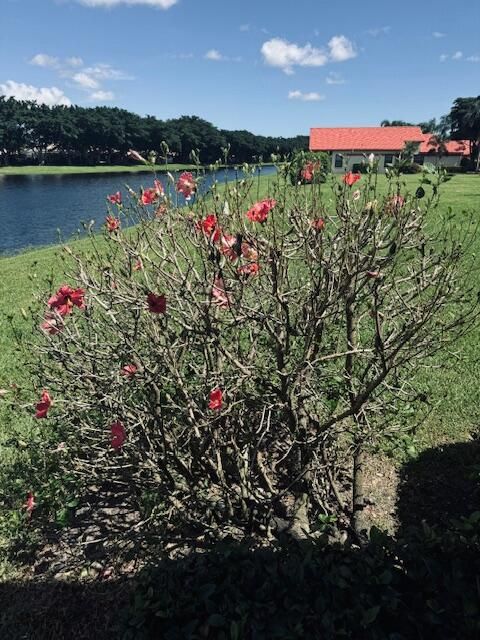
[334,154,343,168]
[384,154,394,165]
[414,154,424,165]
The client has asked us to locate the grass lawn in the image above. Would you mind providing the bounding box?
[0,163,196,176]
[0,172,479,577]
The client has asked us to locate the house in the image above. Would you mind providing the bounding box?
[309,126,469,172]
[417,134,470,168]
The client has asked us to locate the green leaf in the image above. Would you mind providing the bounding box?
[361,605,380,626]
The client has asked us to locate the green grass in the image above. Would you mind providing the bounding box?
[0,164,196,176]
[0,173,479,575]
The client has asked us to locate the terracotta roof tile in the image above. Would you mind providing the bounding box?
[309,126,424,151]
[419,134,470,156]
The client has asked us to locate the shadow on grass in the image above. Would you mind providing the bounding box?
[0,441,479,639]
[397,439,480,532]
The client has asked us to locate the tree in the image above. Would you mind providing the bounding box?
[449,96,480,171]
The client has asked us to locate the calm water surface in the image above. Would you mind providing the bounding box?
[0,166,277,255]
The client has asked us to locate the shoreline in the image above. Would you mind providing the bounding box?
[0,164,196,177]
[0,163,276,177]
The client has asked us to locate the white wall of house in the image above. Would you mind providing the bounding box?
[420,154,464,168]
[328,151,399,174]
[327,151,465,173]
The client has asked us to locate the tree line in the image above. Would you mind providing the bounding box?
[381,96,480,170]
[0,97,308,166]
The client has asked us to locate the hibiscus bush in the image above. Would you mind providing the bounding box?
[30,157,478,545]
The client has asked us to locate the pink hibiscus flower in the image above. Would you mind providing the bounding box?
[176,172,197,200]
[110,421,126,449]
[105,215,120,232]
[48,285,85,317]
[35,390,52,419]
[246,199,277,223]
[107,191,122,205]
[208,388,223,411]
[212,276,232,309]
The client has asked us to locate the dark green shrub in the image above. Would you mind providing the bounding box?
[125,514,480,640]
[399,163,423,174]
[287,150,330,185]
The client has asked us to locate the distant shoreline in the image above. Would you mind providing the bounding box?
[0,163,276,177]
[0,164,196,177]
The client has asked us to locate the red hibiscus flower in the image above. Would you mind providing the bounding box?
[105,215,120,232]
[41,313,64,335]
[141,188,158,205]
[35,390,52,419]
[208,388,223,410]
[311,218,325,231]
[212,276,232,309]
[133,259,143,271]
[147,292,167,314]
[237,263,259,277]
[343,172,361,187]
[176,172,196,200]
[246,198,277,223]
[110,421,126,449]
[48,285,85,317]
[301,161,320,182]
[24,492,36,516]
[196,214,221,242]
[121,364,138,378]
[107,191,122,205]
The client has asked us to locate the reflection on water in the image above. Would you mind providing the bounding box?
[0,166,277,255]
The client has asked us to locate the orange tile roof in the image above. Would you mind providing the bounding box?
[309,126,424,151]
[419,134,470,156]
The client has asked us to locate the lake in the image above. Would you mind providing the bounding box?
[0,166,277,255]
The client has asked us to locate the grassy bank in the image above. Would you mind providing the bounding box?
[0,164,196,176]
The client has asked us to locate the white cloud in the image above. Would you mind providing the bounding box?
[261,35,355,74]
[82,63,132,80]
[239,24,250,32]
[288,90,324,102]
[66,56,84,67]
[328,35,356,62]
[452,50,463,60]
[72,71,100,89]
[90,90,115,101]
[326,72,345,85]
[30,53,59,68]
[467,55,480,62]
[204,50,241,63]
[439,53,449,62]
[0,80,71,106]
[76,0,178,7]
[366,26,391,37]
[261,38,328,74]
[205,49,224,61]
[433,31,446,38]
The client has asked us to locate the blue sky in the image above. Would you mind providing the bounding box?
[0,0,479,136]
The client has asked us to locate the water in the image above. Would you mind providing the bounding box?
[0,166,277,255]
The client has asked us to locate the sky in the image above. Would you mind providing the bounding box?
[0,0,479,136]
